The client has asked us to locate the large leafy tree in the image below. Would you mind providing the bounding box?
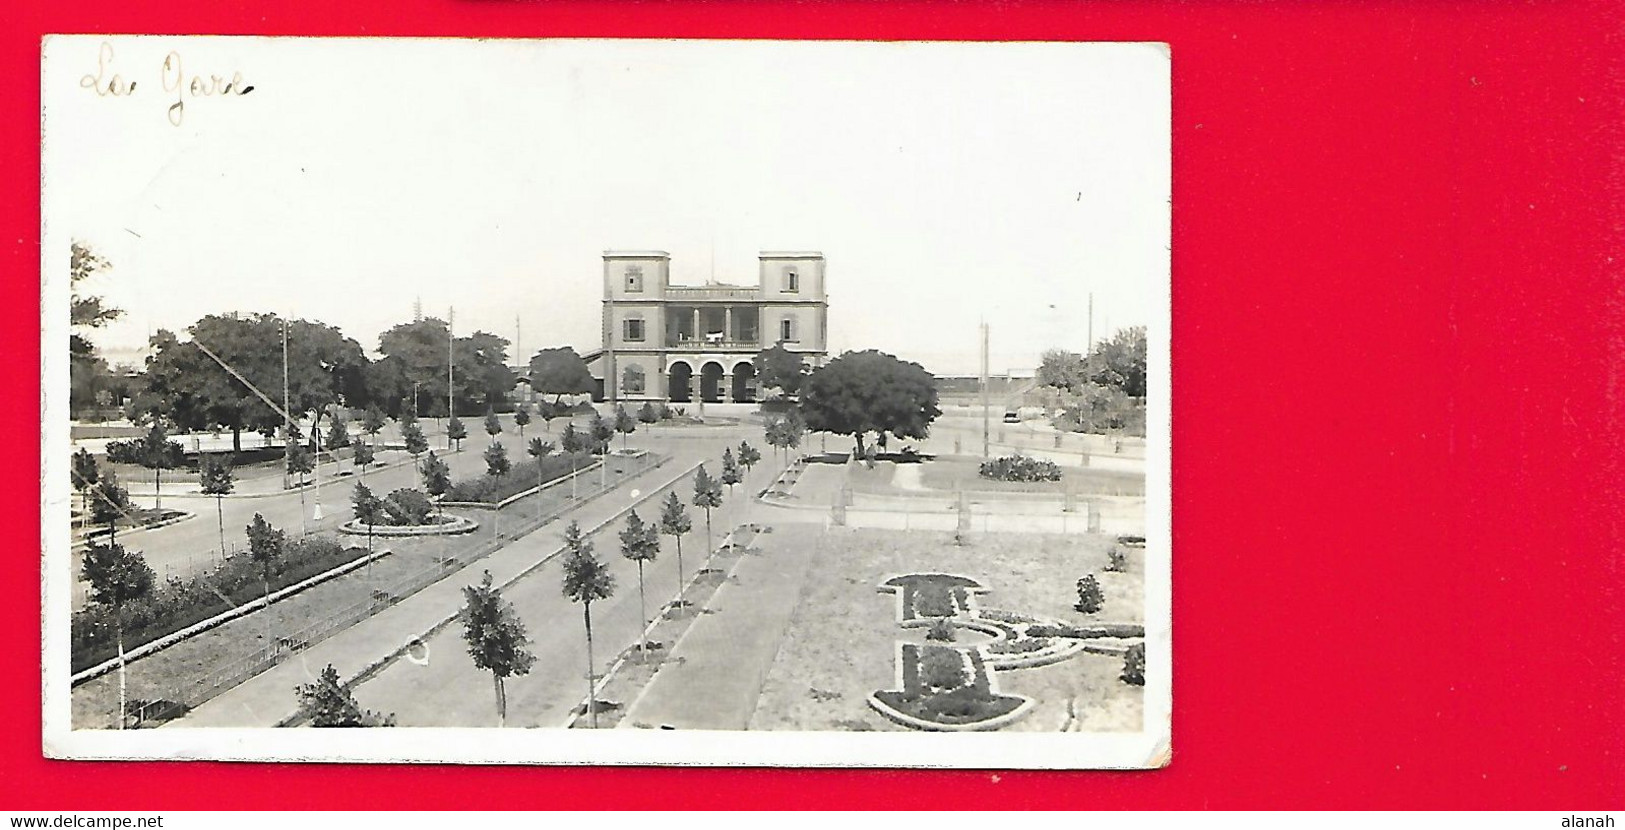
[753,343,807,398]
[560,521,614,727]
[69,243,123,418]
[459,570,536,727]
[618,509,660,653]
[130,314,369,453]
[371,319,515,418]
[1088,326,1148,398]
[528,347,595,404]
[799,350,941,455]
[659,490,693,601]
[80,541,154,729]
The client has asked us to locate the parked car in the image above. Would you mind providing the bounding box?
[1002,411,1020,423]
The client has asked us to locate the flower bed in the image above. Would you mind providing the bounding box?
[443,451,595,504]
[978,454,1063,482]
[870,645,1028,729]
[71,536,366,672]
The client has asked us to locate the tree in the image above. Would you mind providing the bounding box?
[1088,326,1148,398]
[89,470,132,545]
[514,403,531,437]
[80,542,153,729]
[296,663,394,727]
[484,411,503,443]
[1038,348,1089,393]
[71,448,99,521]
[537,400,559,430]
[131,314,369,454]
[1075,574,1105,614]
[560,423,585,454]
[738,441,762,481]
[403,421,428,460]
[420,451,451,511]
[361,406,388,448]
[137,422,184,510]
[764,411,805,461]
[198,455,235,558]
[460,570,537,727]
[753,342,807,398]
[618,509,660,652]
[637,401,659,425]
[527,437,555,517]
[528,347,595,404]
[799,350,941,455]
[658,490,693,604]
[560,521,614,727]
[323,416,351,475]
[286,438,315,527]
[351,481,384,554]
[70,243,123,418]
[246,513,285,605]
[352,438,375,479]
[484,441,511,483]
[447,416,467,452]
[721,448,742,497]
[588,412,613,455]
[692,465,723,551]
[613,405,636,450]
[373,319,516,419]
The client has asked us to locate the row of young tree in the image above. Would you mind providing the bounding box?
[440,442,761,729]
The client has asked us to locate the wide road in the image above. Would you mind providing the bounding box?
[351,430,777,728]
[68,411,738,606]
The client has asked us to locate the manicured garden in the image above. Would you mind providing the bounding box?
[747,527,1144,732]
[72,534,368,672]
[443,451,597,504]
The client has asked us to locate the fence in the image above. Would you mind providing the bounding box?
[109,451,667,728]
[829,484,1144,536]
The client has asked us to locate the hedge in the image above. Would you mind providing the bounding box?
[443,451,596,504]
[72,536,364,672]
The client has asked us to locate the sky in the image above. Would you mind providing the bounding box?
[43,37,1169,377]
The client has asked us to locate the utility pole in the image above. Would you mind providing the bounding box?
[282,319,292,492]
[980,319,990,459]
[1087,292,1094,350]
[448,306,456,450]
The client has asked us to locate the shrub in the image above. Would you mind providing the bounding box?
[919,685,995,719]
[1074,574,1104,614]
[925,618,956,642]
[1121,642,1146,686]
[919,647,967,691]
[978,454,1062,482]
[988,637,1053,655]
[444,451,595,504]
[383,489,434,526]
[71,535,359,671]
[1104,545,1127,572]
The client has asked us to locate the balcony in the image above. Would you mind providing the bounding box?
[665,286,761,302]
[666,334,760,351]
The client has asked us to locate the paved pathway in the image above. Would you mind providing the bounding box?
[167,428,765,728]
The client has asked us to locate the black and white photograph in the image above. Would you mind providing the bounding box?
[42,36,1170,767]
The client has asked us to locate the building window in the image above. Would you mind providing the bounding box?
[625,264,644,293]
[621,364,646,395]
[624,318,646,342]
[779,318,797,342]
[784,267,799,293]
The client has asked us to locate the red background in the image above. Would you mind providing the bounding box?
[5,0,1622,810]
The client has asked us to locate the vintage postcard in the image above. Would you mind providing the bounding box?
[41,36,1170,767]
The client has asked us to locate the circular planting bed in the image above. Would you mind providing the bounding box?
[339,515,478,536]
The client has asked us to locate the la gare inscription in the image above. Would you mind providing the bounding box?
[79,42,254,127]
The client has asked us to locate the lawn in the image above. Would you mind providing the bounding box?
[844,456,1144,497]
[746,526,1144,732]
